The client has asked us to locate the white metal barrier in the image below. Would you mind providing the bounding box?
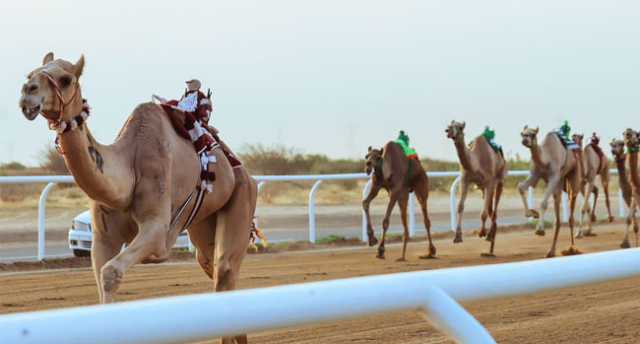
[0,247,638,344]
[0,169,625,260]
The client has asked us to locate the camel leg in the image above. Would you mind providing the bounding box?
[187,215,217,279]
[214,176,255,344]
[622,199,637,248]
[602,172,614,223]
[378,190,399,259]
[577,180,595,238]
[414,186,436,259]
[518,175,540,218]
[454,180,469,244]
[546,190,562,258]
[536,176,561,236]
[396,192,410,262]
[479,184,495,239]
[562,176,582,256]
[362,183,381,247]
[484,182,503,257]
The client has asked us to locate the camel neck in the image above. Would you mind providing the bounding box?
[616,156,627,179]
[529,143,545,168]
[629,152,640,188]
[59,121,130,208]
[453,137,473,172]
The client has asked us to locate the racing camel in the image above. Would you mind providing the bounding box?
[363,132,436,261]
[19,53,256,344]
[445,121,506,257]
[572,133,613,238]
[517,125,582,257]
[610,138,637,248]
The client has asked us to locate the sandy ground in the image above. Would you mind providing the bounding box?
[1,223,638,343]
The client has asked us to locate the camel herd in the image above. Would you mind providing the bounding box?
[364,122,640,262]
[14,52,638,344]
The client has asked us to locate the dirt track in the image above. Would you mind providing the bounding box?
[1,224,639,343]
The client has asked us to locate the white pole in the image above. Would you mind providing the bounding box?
[37,183,56,261]
[562,192,569,223]
[422,287,496,344]
[619,190,626,218]
[257,181,266,193]
[408,193,416,238]
[308,180,323,244]
[361,179,373,243]
[449,176,461,232]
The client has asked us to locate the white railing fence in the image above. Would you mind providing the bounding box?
[0,169,625,260]
[1,247,638,344]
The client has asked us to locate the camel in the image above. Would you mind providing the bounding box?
[610,138,637,248]
[572,133,614,238]
[517,126,582,258]
[363,141,436,261]
[445,121,506,257]
[19,53,256,344]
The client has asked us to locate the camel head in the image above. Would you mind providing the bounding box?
[520,125,539,148]
[365,146,383,176]
[623,128,640,152]
[572,133,584,148]
[445,121,466,141]
[610,139,626,159]
[19,52,85,123]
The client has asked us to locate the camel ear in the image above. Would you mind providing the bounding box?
[368,146,372,152]
[461,121,466,129]
[42,52,54,65]
[74,55,85,79]
[524,125,529,130]
[534,127,539,134]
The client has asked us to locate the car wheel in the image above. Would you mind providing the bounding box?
[73,249,91,258]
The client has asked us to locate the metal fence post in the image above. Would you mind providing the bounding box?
[408,193,416,237]
[37,182,56,261]
[562,192,569,223]
[308,180,323,243]
[619,190,626,218]
[449,176,461,232]
[361,179,373,242]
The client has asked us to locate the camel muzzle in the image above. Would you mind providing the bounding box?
[20,98,41,121]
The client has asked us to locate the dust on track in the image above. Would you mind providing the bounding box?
[1,223,639,343]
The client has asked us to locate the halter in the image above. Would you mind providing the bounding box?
[36,70,88,154]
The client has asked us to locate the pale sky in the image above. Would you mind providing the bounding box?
[2,0,640,165]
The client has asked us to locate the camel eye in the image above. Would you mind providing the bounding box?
[59,75,72,88]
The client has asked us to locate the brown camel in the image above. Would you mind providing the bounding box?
[517,126,582,258]
[623,129,640,248]
[445,121,506,257]
[19,53,256,344]
[610,138,637,248]
[572,133,613,238]
[363,143,436,261]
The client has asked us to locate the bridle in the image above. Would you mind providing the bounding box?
[38,70,81,129]
[35,70,88,154]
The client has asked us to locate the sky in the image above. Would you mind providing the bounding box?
[2,0,640,166]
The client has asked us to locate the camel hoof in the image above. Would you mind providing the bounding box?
[453,233,463,244]
[535,229,546,236]
[368,237,378,247]
[429,245,437,257]
[527,210,540,219]
[608,216,615,223]
[395,258,407,262]
[621,240,631,249]
[101,265,123,294]
[478,229,487,238]
[376,247,385,259]
[480,252,496,258]
[561,247,582,256]
[419,254,437,260]
[575,231,584,239]
[584,232,597,237]
[545,251,556,258]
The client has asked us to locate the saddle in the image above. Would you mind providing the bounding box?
[554,132,580,151]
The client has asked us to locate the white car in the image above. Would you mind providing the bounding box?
[68,210,190,257]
